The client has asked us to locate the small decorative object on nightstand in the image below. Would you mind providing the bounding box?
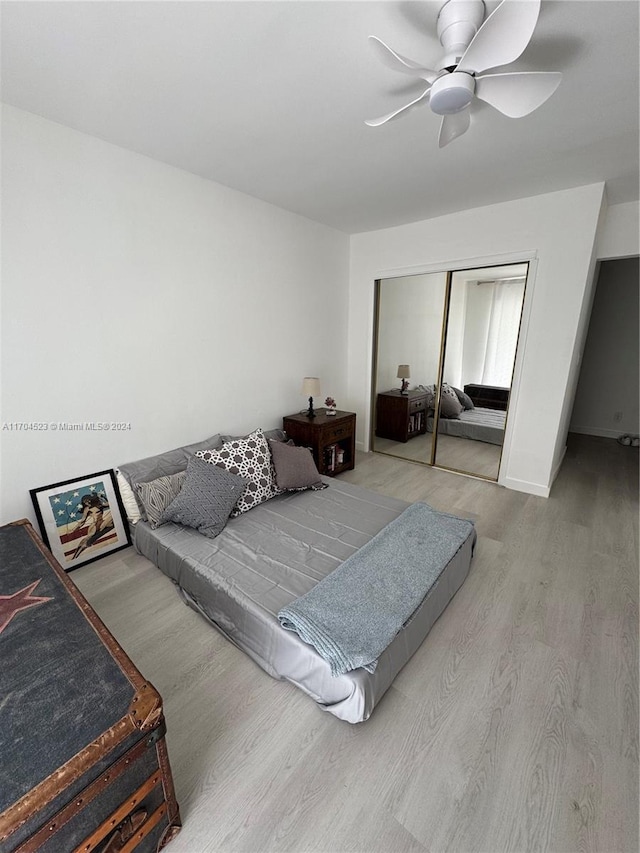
[397,364,411,395]
[301,376,321,418]
[325,396,337,416]
[283,410,356,476]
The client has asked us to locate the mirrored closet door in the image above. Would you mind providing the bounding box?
[372,272,448,466]
[371,262,529,481]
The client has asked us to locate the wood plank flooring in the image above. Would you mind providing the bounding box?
[73,434,638,853]
[373,432,502,480]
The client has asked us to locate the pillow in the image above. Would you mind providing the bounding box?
[160,456,248,539]
[451,386,475,411]
[268,439,327,492]
[136,470,187,529]
[116,471,142,524]
[418,384,436,409]
[221,428,288,444]
[196,428,279,516]
[117,433,224,521]
[440,384,464,419]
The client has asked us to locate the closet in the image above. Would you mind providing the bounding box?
[371,262,529,481]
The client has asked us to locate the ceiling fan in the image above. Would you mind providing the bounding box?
[365,0,562,147]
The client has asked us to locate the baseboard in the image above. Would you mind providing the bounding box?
[500,476,550,499]
[500,443,566,498]
[569,425,633,439]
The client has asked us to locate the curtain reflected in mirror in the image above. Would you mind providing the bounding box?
[432,263,528,480]
[372,262,528,481]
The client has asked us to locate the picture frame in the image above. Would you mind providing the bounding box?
[30,469,131,571]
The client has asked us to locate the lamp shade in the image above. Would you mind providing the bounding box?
[396,365,411,380]
[301,377,321,397]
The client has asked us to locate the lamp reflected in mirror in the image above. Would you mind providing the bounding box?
[397,364,411,395]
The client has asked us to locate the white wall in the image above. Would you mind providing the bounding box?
[375,273,447,394]
[570,257,639,438]
[0,106,350,524]
[597,201,640,260]
[348,183,606,497]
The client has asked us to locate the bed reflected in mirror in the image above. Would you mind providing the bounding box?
[432,263,528,480]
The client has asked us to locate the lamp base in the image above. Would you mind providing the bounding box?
[306,397,316,418]
[400,379,409,395]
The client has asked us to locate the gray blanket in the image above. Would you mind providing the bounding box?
[278,502,474,676]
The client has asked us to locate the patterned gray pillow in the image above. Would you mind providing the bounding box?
[440,384,464,418]
[196,428,279,516]
[136,470,187,529]
[118,432,223,520]
[160,456,249,538]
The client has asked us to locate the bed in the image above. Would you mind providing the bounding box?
[117,430,476,723]
[427,406,506,446]
[418,383,506,446]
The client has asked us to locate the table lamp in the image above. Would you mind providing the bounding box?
[397,364,411,395]
[301,377,321,418]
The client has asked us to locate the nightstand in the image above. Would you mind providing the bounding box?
[375,389,428,443]
[282,410,356,476]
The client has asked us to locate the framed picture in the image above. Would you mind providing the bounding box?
[30,469,131,571]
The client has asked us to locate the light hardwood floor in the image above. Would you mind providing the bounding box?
[73,434,638,853]
[374,432,502,479]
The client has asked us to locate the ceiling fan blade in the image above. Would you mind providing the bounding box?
[475,71,562,117]
[369,36,438,83]
[438,109,470,148]
[457,0,541,74]
[365,87,431,127]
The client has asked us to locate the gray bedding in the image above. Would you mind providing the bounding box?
[428,406,506,445]
[279,503,474,676]
[133,476,476,723]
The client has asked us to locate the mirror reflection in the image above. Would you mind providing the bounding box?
[432,263,528,479]
[373,272,447,465]
[372,262,528,481]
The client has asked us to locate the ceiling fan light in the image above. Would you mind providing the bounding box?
[430,72,475,115]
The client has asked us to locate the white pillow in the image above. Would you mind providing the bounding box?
[116,470,141,524]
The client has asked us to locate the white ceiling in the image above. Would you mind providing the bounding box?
[1,1,638,234]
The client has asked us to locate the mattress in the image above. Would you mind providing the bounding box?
[133,477,476,723]
[428,406,506,445]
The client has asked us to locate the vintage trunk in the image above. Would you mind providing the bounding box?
[0,519,181,853]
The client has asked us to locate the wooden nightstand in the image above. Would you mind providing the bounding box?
[375,389,428,443]
[282,410,356,476]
